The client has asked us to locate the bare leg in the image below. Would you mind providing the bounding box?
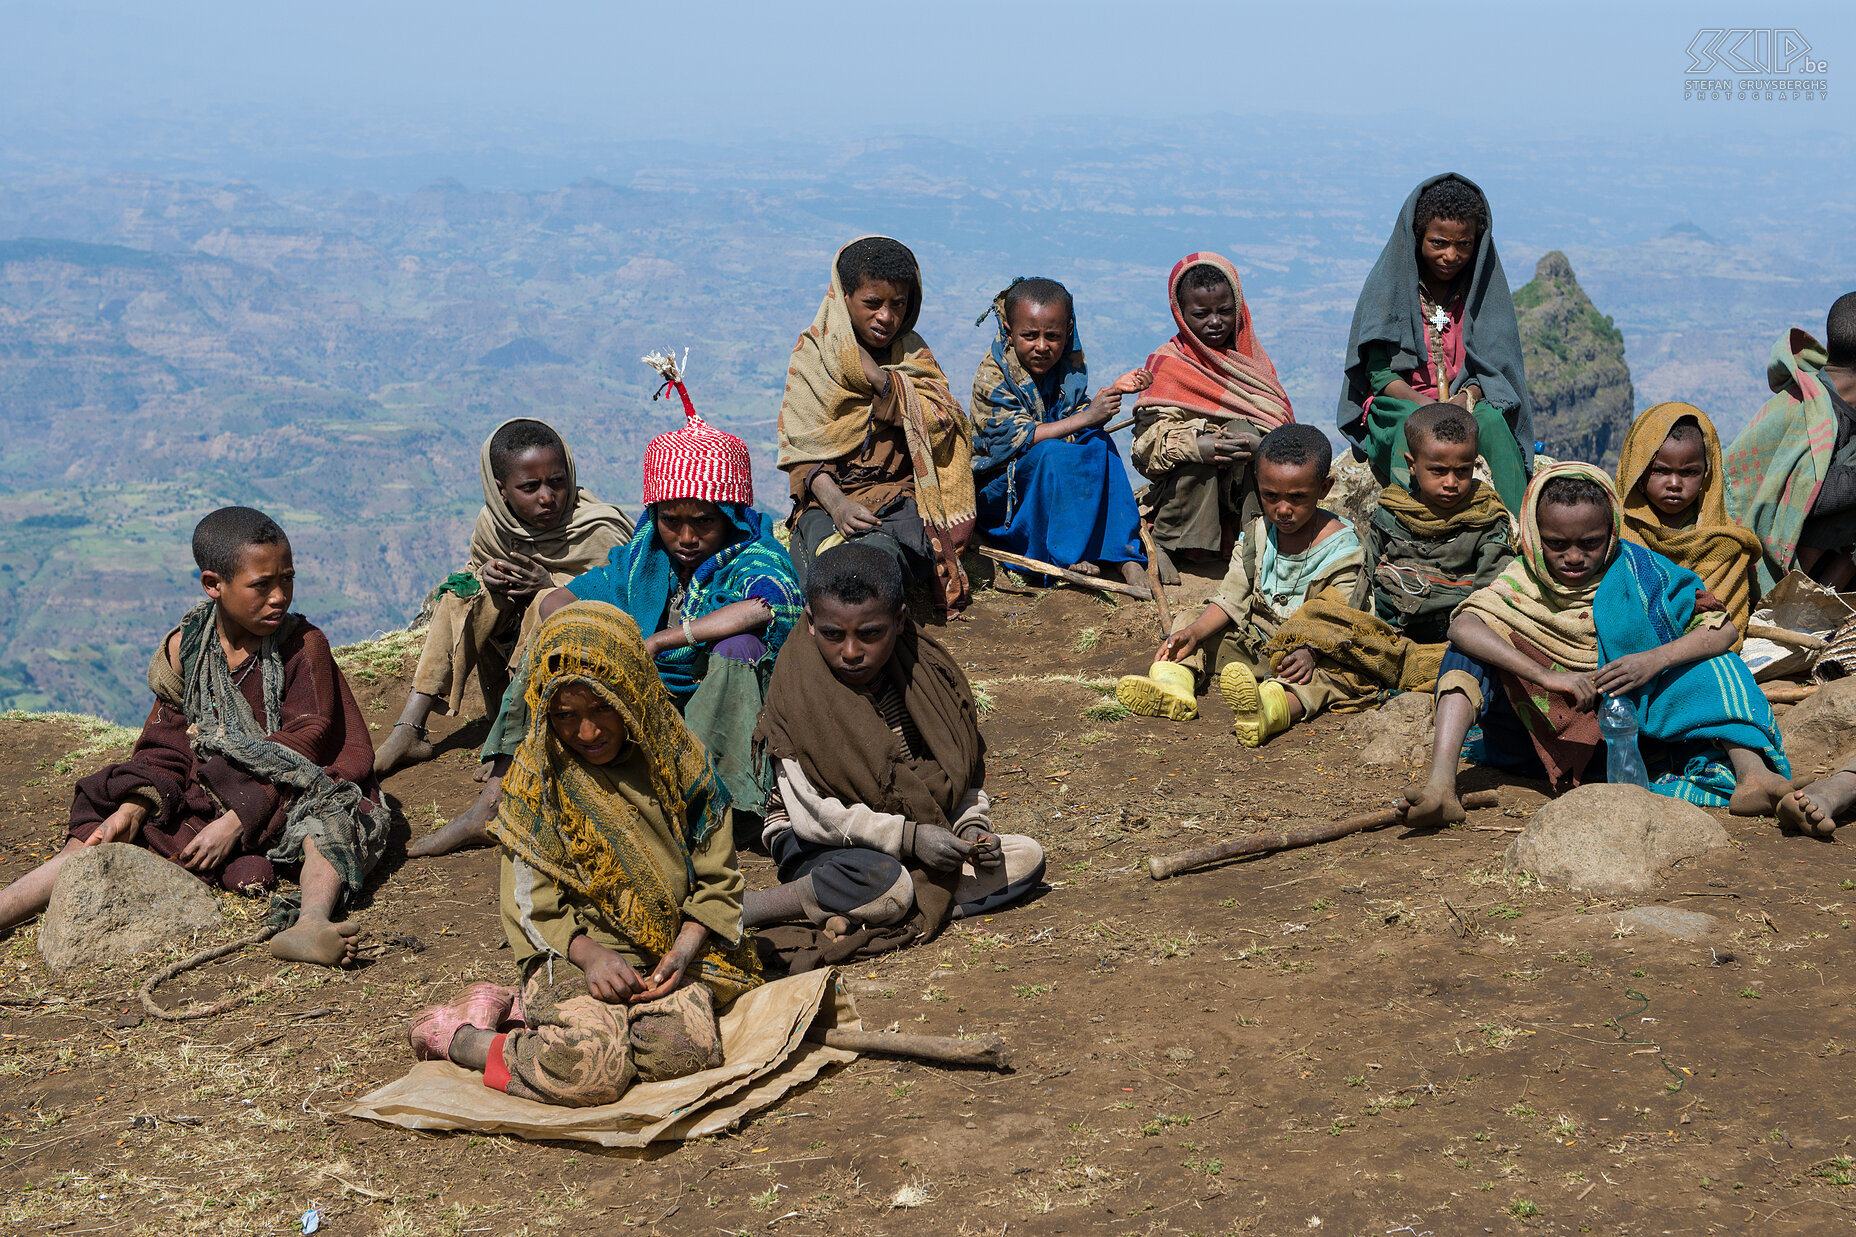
[268,838,361,967]
[1726,744,1795,818]
[407,759,508,858]
[1779,766,1856,837]
[1118,561,1149,590]
[0,839,87,933]
[448,1024,496,1072]
[1398,690,1474,828]
[373,691,437,776]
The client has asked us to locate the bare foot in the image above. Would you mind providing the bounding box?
[1147,541,1180,587]
[472,758,497,784]
[1728,767,1798,818]
[269,918,362,967]
[374,723,434,777]
[1066,561,1102,577]
[407,783,500,858]
[1119,561,1149,591]
[1397,780,1466,829]
[822,915,851,941]
[1777,769,1856,837]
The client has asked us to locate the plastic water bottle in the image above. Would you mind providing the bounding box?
[1599,695,1651,789]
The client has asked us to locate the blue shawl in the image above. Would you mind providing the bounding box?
[969,291,1092,479]
[568,504,804,701]
[1595,540,1790,805]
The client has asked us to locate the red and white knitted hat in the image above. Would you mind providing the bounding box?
[639,352,753,507]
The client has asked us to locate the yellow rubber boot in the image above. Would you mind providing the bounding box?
[1116,661,1198,721]
[1220,664,1294,747]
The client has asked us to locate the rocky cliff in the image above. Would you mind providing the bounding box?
[1514,251,1635,468]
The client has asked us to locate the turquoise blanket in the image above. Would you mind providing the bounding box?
[1595,540,1789,805]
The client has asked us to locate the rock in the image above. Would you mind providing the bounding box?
[1327,453,1382,543]
[38,843,221,974]
[1777,677,1856,777]
[1616,906,1719,940]
[1503,784,1729,898]
[1346,691,1434,768]
[1514,251,1635,469]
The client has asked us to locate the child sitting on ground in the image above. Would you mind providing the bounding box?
[1725,293,1856,591]
[0,507,392,966]
[1116,424,1368,746]
[374,418,632,775]
[1338,173,1532,512]
[779,235,976,613]
[1615,402,1762,642]
[1130,253,1294,578]
[411,398,803,858]
[970,276,1152,590]
[1248,403,1517,741]
[743,544,1045,970]
[1400,464,1793,828]
[407,603,762,1107]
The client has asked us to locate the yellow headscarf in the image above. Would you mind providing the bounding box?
[1615,401,1763,644]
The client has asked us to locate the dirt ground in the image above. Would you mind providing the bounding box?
[3,566,1855,1237]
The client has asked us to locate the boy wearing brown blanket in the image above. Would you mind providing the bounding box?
[743,545,1043,968]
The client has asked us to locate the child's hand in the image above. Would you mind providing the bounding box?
[1544,670,1600,712]
[1456,383,1483,411]
[1595,650,1668,696]
[88,801,148,847]
[1275,648,1316,685]
[177,809,243,872]
[481,554,551,597]
[826,494,882,539]
[910,823,973,872]
[630,949,694,1004]
[1156,630,1201,662]
[575,939,648,1004]
[1109,369,1151,396]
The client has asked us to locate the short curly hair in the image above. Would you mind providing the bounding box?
[1413,176,1489,241]
[1178,263,1233,299]
[836,237,920,299]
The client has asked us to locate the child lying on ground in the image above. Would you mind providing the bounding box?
[1616,402,1762,643]
[742,544,1045,969]
[1130,253,1294,578]
[412,402,802,857]
[1116,424,1367,745]
[779,235,975,613]
[407,603,762,1107]
[970,276,1151,590]
[374,418,633,776]
[1400,464,1793,828]
[0,507,392,966]
[1247,403,1516,742]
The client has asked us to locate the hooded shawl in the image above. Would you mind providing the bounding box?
[147,601,394,928]
[777,237,976,609]
[489,603,761,1003]
[1616,401,1763,641]
[1724,329,1841,592]
[569,504,804,700]
[467,418,636,579]
[1133,252,1293,430]
[969,281,1092,476]
[1337,173,1533,470]
[1453,461,1620,673]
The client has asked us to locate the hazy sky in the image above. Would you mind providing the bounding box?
[3,0,1850,163]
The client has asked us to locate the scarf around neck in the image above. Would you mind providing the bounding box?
[969,279,1092,475]
[1133,252,1293,430]
[1377,480,1510,539]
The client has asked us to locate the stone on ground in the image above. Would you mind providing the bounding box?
[1617,906,1720,939]
[1346,690,1434,768]
[1503,784,1729,898]
[38,843,221,974]
[1777,677,1856,778]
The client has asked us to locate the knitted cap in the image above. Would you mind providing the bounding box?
[640,380,754,507]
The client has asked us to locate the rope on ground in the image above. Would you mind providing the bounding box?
[138,926,280,1021]
[1607,987,1685,1094]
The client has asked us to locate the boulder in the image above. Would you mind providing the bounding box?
[37,843,222,974]
[1616,906,1720,940]
[1344,690,1434,768]
[1503,784,1729,898]
[1777,677,1856,778]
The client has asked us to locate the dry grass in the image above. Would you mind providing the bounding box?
[0,709,140,773]
[332,627,428,686]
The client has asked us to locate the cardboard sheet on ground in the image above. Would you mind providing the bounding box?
[338,968,859,1146]
[1739,570,1856,681]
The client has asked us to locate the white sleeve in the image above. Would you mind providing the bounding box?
[776,758,909,857]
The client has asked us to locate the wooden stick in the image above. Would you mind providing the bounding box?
[1146,790,1502,880]
[1137,522,1173,637]
[1761,682,1820,704]
[806,1027,1011,1072]
[1105,406,1252,437]
[1745,621,1829,652]
[975,546,1151,600]
[139,926,280,1020]
[1104,416,1134,434]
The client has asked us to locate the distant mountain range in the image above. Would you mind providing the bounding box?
[1,128,1850,720]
